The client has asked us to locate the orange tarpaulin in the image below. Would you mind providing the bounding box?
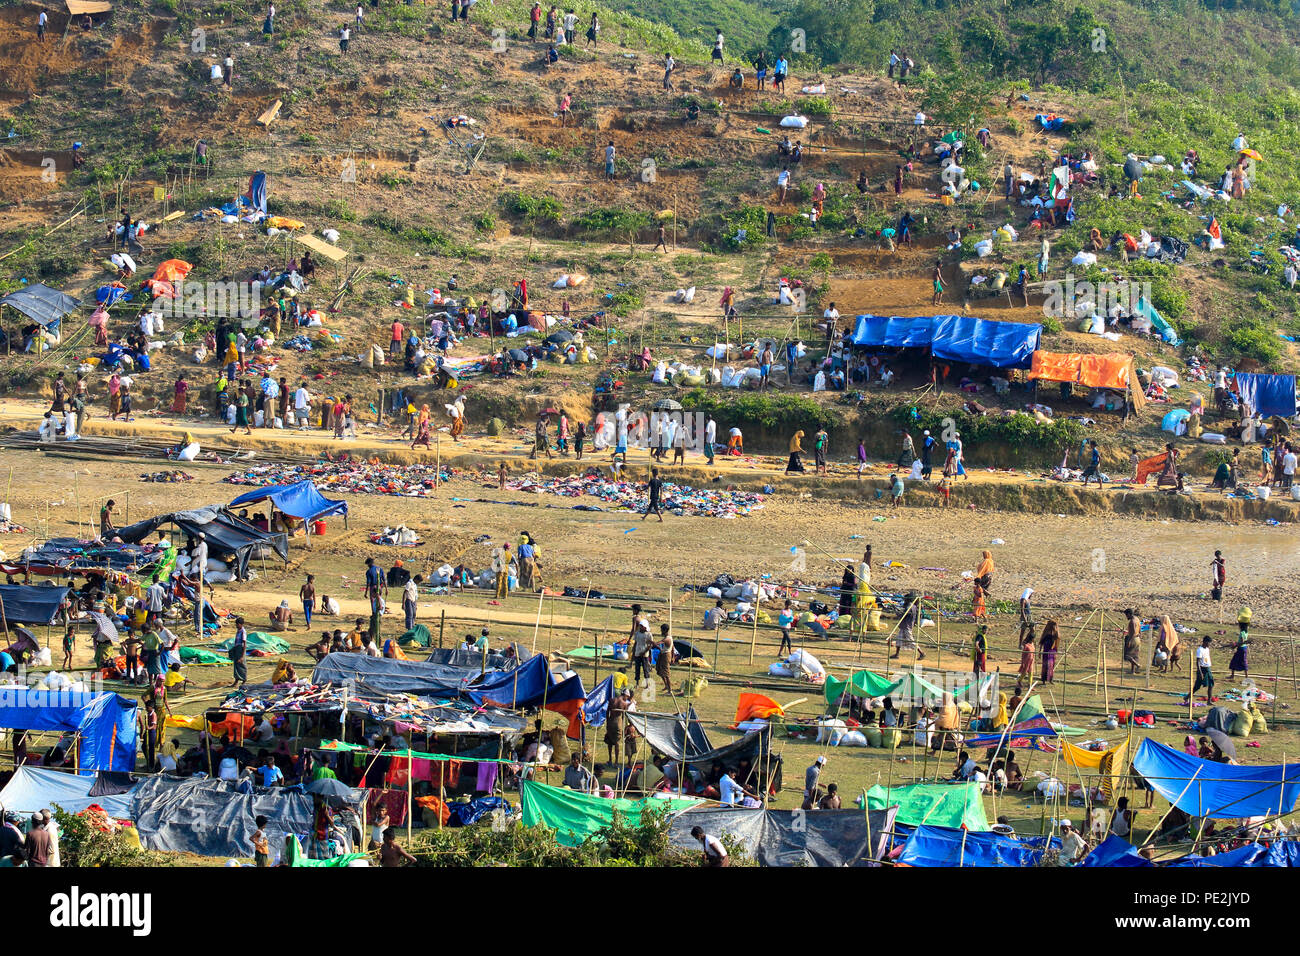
[1030,350,1144,412]
[732,692,784,728]
[1078,353,1132,390]
[1029,351,1082,384]
[153,259,192,283]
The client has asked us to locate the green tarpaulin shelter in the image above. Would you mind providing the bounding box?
[214,631,290,655]
[824,669,898,704]
[520,779,700,847]
[866,781,990,831]
[397,624,431,646]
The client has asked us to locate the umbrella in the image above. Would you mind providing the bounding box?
[1205,728,1237,762]
[1239,148,1263,161]
[1123,156,1143,181]
[304,777,358,799]
[545,330,574,345]
[507,348,529,363]
[652,398,683,411]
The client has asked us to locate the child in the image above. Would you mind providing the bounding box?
[938,472,952,507]
[890,473,904,507]
[856,440,867,480]
[61,627,75,670]
[777,601,795,655]
[252,815,271,867]
[972,582,987,621]
[497,461,510,491]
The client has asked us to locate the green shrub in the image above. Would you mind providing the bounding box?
[501,192,563,223]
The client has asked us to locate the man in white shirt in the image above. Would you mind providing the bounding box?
[293,382,311,430]
[703,600,725,630]
[562,9,577,44]
[1284,448,1298,486]
[691,826,729,866]
[38,10,47,41]
[704,415,716,464]
[823,303,840,327]
[146,580,167,615]
[1193,636,1214,702]
[777,167,791,202]
[1058,820,1088,865]
[402,575,419,631]
[718,771,748,807]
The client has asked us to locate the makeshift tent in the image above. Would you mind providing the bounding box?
[66,0,114,13]
[0,689,137,773]
[228,479,349,527]
[1168,840,1300,867]
[931,314,1042,369]
[1030,350,1146,413]
[1061,738,1131,798]
[824,668,898,704]
[1132,738,1300,819]
[880,670,946,704]
[0,766,134,817]
[897,824,1054,866]
[848,314,936,349]
[964,713,1060,750]
[1234,372,1297,418]
[1080,834,1153,867]
[519,778,699,846]
[668,805,899,866]
[115,505,288,577]
[398,624,431,647]
[0,283,80,328]
[626,708,714,761]
[4,538,163,577]
[152,259,192,283]
[310,652,471,697]
[1133,296,1181,345]
[425,644,529,669]
[129,776,336,857]
[0,584,72,624]
[866,781,990,830]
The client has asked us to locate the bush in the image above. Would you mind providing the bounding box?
[501,192,563,223]
[572,207,653,238]
[1222,317,1282,364]
[51,808,167,867]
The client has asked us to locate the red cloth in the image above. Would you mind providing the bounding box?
[732,692,784,727]
[366,788,407,826]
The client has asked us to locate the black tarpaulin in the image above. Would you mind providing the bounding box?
[129,776,347,857]
[669,805,899,866]
[116,506,288,576]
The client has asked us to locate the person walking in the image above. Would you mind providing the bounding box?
[300,574,316,629]
[642,467,664,522]
[229,617,248,686]
[1210,550,1226,602]
[1193,636,1215,703]
[528,1,541,39]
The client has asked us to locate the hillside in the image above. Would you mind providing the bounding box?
[1,0,1299,467]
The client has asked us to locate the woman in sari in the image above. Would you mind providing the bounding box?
[1018,628,1036,681]
[971,582,987,621]
[172,374,189,414]
[975,550,995,593]
[1154,615,1180,673]
[852,547,873,631]
[448,397,465,441]
[412,405,431,449]
[1039,619,1060,683]
[837,563,856,618]
[1122,608,1142,673]
[786,430,806,473]
[1228,613,1250,679]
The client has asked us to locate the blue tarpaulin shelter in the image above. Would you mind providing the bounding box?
[0,766,136,817]
[897,824,1057,866]
[228,479,348,526]
[0,689,137,773]
[849,314,1041,369]
[848,314,936,349]
[1234,372,1297,418]
[1169,840,1300,867]
[931,314,1042,368]
[1132,738,1300,819]
[1080,834,1153,867]
[310,652,472,697]
[0,584,72,624]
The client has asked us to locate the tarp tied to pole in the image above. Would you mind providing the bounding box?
[848,314,1042,369]
[115,505,288,576]
[519,778,700,846]
[0,689,137,773]
[1234,372,1297,418]
[848,314,936,349]
[0,284,81,328]
[866,781,990,830]
[1132,738,1300,819]
[0,584,72,624]
[897,824,1057,866]
[228,479,349,523]
[668,805,899,866]
[1030,350,1145,412]
[0,766,135,817]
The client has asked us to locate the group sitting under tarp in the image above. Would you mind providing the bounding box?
[0,688,138,772]
[0,583,73,624]
[849,314,1042,369]
[115,506,288,578]
[1132,738,1300,819]
[227,479,349,528]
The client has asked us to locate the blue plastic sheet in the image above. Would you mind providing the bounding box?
[849,314,936,349]
[897,824,1052,866]
[228,478,348,521]
[1080,834,1153,867]
[0,689,137,773]
[1132,738,1300,819]
[0,584,71,624]
[931,315,1042,369]
[582,675,613,728]
[1234,372,1297,418]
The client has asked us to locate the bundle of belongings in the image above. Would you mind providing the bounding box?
[369,525,420,547]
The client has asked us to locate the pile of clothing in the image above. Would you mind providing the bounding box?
[369,526,421,547]
[224,461,454,498]
[139,470,194,483]
[493,471,765,518]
